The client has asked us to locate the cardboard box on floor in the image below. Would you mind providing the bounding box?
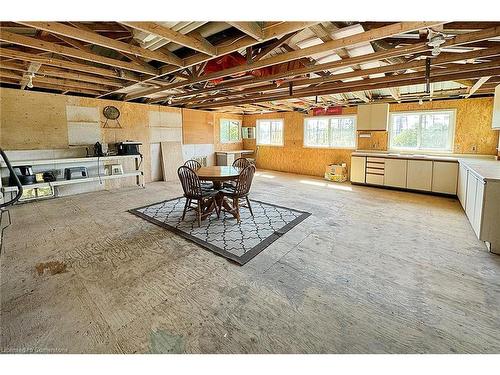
[325,163,348,182]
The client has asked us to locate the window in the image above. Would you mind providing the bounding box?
[389,110,455,152]
[304,116,356,148]
[220,119,241,143]
[256,119,284,146]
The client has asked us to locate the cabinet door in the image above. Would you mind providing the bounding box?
[432,161,458,195]
[465,172,477,223]
[356,105,372,131]
[350,156,366,183]
[226,153,235,166]
[370,103,389,131]
[384,158,407,188]
[407,160,433,191]
[457,164,468,209]
[473,180,485,238]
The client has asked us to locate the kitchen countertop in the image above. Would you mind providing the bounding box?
[215,150,254,154]
[352,151,494,162]
[457,158,500,182]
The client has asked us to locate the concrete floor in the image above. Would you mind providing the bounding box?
[1,170,499,353]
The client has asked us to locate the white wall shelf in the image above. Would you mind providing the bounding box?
[0,154,140,168]
[1,153,144,202]
[2,172,142,193]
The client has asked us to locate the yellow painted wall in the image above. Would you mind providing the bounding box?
[243,97,499,177]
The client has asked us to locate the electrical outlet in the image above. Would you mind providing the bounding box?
[472,145,477,153]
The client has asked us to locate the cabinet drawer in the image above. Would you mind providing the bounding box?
[366,162,385,169]
[367,157,386,163]
[366,173,384,185]
[366,168,384,175]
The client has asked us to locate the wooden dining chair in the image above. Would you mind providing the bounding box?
[177,166,219,227]
[232,157,250,169]
[184,160,213,190]
[223,157,251,189]
[219,164,256,222]
[184,159,201,170]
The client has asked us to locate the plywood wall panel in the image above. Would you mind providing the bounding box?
[243,97,499,178]
[182,108,214,144]
[243,111,353,177]
[213,112,244,151]
[0,89,68,149]
[390,97,497,155]
[0,88,183,184]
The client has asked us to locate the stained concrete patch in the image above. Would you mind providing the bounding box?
[35,261,68,276]
[149,329,184,354]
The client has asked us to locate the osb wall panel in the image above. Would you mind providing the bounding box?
[243,111,354,177]
[357,131,388,151]
[213,112,243,151]
[182,108,214,144]
[0,88,68,149]
[0,88,183,184]
[242,97,498,178]
[390,97,497,155]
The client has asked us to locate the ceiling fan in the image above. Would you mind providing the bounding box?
[426,29,450,56]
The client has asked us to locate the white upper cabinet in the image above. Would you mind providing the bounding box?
[492,85,500,129]
[357,103,389,131]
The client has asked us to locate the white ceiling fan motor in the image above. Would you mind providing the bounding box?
[427,30,447,56]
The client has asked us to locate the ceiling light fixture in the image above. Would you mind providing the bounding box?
[26,73,34,89]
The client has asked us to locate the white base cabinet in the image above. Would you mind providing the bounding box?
[351,155,457,195]
[407,160,433,191]
[350,156,366,183]
[384,158,407,188]
[432,161,458,195]
[458,161,500,255]
[457,163,468,207]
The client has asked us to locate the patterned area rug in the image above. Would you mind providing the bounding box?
[129,197,311,265]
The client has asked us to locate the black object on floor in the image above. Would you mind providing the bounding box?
[129,197,311,265]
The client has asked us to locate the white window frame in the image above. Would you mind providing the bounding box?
[256,119,284,146]
[219,118,242,144]
[388,109,456,153]
[303,115,357,149]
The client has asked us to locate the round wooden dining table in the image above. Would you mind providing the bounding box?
[196,166,240,190]
[195,166,241,220]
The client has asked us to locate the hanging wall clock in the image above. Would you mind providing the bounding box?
[102,105,122,128]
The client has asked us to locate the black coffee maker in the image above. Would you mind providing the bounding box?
[9,165,36,186]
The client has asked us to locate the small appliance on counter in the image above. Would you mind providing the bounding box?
[64,167,88,180]
[117,141,142,156]
[9,165,36,186]
[42,171,57,182]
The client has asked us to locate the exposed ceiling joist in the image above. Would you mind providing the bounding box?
[17,21,184,66]
[0,48,140,81]
[227,22,264,41]
[171,47,500,106]
[0,30,158,75]
[188,67,500,109]
[465,76,491,98]
[136,22,444,100]
[120,22,217,56]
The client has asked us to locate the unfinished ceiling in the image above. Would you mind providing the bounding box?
[1,21,499,114]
